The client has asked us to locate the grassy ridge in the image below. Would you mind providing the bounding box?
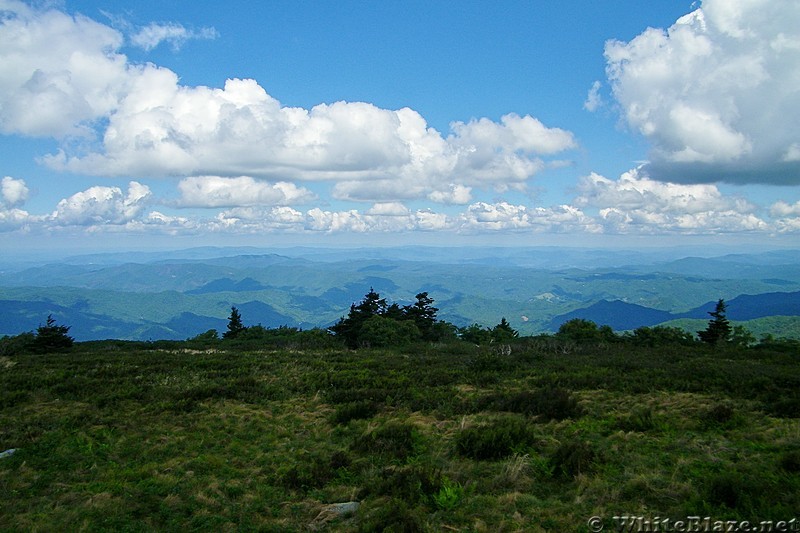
[1,340,799,531]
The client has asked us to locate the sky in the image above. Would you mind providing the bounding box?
[1,0,799,253]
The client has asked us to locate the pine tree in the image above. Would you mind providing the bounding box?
[403,292,439,339]
[698,299,732,346]
[223,306,247,339]
[31,315,74,353]
[330,288,388,348]
[491,317,519,343]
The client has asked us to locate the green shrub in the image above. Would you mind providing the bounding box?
[360,464,442,504]
[455,416,537,460]
[279,450,351,492]
[432,477,465,511]
[779,449,800,473]
[332,400,380,425]
[701,403,737,428]
[0,332,34,356]
[551,440,597,478]
[351,421,423,460]
[706,471,752,509]
[357,498,425,533]
[479,386,583,421]
[536,386,584,420]
[706,403,734,423]
[767,396,800,418]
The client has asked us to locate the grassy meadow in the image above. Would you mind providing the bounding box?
[1,338,799,531]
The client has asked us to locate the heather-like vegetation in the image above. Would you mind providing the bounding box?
[1,291,799,531]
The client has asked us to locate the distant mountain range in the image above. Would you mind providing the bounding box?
[547,291,800,331]
[2,246,800,341]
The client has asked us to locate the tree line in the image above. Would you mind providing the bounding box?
[0,290,793,355]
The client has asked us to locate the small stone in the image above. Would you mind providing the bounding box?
[0,449,16,459]
[309,501,360,529]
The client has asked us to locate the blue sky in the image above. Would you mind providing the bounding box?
[1,0,799,252]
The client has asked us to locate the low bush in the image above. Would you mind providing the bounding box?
[332,400,380,425]
[360,464,442,505]
[357,497,425,533]
[767,396,800,418]
[706,470,761,510]
[779,449,800,473]
[351,421,423,460]
[551,440,597,478]
[455,416,537,460]
[485,386,583,421]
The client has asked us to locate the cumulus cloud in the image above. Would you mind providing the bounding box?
[604,0,800,184]
[43,78,575,200]
[0,176,31,229]
[458,202,600,233]
[176,176,315,208]
[427,184,472,205]
[1,176,29,207]
[49,181,152,226]
[770,200,800,217]
[130,22,217,51]
[575,168,768,233]
[0,1,128,138]
[0,2,578,203]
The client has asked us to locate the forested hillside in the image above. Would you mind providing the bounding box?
[2,247,800,341]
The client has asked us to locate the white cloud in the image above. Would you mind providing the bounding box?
[575,168,752,214]
[176,176,315,208]
[1,176,29,207]
[604,0,800,184]
[0,1,128,137]
[43,77,575,199]
[458,201,600,233]
[365,202,410,216]
[583,80,603,112]
[575,167,768,233]
[130,22,217,51]
[0,176,32,229]
[0,3,578,201]
[770,200,800,218]
[428,184,472,205]
[49,181,152,226]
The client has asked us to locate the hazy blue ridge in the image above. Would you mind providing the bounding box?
[549,291,800,331]
[2,247,800,341]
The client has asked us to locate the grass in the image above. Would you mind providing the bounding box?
[1,341,799,531]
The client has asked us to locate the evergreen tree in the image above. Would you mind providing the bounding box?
[698,299,732,346]
[223,306,247,339]
[491,317,519,343]
[330,288,388,348]
[403,292,439,339]
[459,323,493,345]
[31,315,74,353]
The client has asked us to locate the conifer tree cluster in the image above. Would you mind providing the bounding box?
[330,289,455,348]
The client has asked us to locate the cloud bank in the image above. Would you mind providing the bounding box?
[4,167,796,237]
